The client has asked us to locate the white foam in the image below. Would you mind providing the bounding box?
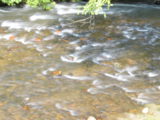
[64,75,92,81]
[30,14,54,21]
[91,43,105,47]
[132,98,149,104]
[104,73,128,81]
[148,72,158,77]
[1,20,47,31]
[0,9,10,13]
[15,38,33,45]
[62,29,74,34]
[92,53,113,64]
[126,66,138,77]
[1,21,25,29]
[55,5,81,15]
[61,55,87,63]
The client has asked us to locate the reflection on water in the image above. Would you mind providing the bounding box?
[0,3,160,120]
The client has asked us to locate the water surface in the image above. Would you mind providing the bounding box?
[0,3,160,120]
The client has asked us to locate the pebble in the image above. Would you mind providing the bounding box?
[87,116,96,120]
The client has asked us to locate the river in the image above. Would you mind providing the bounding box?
[0,3,160,120]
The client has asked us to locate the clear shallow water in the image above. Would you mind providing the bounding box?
[0,3,160,120]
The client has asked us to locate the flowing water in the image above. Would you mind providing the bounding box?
[0,3,160,120]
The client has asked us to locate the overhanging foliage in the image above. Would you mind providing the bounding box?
[0,0,111,14]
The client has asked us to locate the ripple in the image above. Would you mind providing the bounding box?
[61,55,89,63]
[64,75,93,81]
[93,53,113,62]
[132,98,150,104]
[104,73,129,81]
[55,103,79,116]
